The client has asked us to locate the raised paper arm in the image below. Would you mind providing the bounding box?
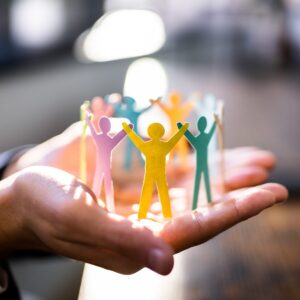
[122,123,144,151]
[166,123,189,153]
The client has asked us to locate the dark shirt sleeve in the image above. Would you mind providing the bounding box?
[0,146,33,300]
[0,146,34,178]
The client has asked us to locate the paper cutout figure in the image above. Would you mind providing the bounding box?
[87,113,131,212]
[90,97,114,130]
[214,101,225,193]
[178,116,216,208]
[80,100,90,183]
[114,96,152,170]
[197,93,219,157]
[123,122,189,219]
[151,92,194,166]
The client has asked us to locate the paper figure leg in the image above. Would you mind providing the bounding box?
[192,168,202,210]
[104,171,115,213]
[92,158,104,197]
[124,139,134,170]
[203,165,212,203]
[138,176,155,219]
[156,176,172,218]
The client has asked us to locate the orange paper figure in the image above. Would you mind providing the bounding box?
[151,92,194,166]
[122,122,189,219]
[87,113,131,212]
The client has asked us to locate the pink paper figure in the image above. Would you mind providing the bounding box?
[86,113,132,212]
[90,97,114,131]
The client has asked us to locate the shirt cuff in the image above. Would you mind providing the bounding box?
[0,145,34,179]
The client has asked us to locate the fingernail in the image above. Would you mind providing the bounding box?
[148,248,166,274]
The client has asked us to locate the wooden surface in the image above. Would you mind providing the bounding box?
[79,201,300,300]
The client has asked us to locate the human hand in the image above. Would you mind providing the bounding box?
[1,152,288,277]
[2,166,173,275]
[2,166,287,275]
[146,183,288,253]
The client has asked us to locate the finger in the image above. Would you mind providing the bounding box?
[99,214,174,275]
[214,166,269,192]
[59,197,174,275]
[160,183,288,253]
[49,238,143,275]
[223,148,276,170]
[217,182,289,203]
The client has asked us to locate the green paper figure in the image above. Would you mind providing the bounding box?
[113,96,152,170]
[178,116,216,208]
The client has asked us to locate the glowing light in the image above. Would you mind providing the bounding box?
[107,117,129,134]
[123,57,169,137]
[79,256,185,300]
[78,9,166,62]
[10,0,64,48]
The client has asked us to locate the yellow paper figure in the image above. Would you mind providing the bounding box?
[80,100,90,182]
[122,122,189,219]
[151,92,194,167]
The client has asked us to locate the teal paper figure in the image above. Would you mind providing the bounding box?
[178,116,216,208]
[113,96,152,170]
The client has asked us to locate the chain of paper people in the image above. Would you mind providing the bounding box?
[80,92,225,219]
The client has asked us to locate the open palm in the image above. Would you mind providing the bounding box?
[4,122,288,275]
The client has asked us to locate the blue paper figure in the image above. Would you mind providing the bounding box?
[113,96,152,170]
[178,116,216,208]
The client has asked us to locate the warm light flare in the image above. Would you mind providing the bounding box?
[76,9,166,62]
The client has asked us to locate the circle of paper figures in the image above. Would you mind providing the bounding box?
[79,93,225,219]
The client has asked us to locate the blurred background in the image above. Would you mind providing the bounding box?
[1,0,299,299]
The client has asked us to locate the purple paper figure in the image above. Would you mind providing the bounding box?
[86,113,132,212]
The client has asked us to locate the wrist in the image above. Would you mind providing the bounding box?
[0,173,44,257]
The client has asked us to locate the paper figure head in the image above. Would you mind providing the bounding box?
[197,116,207,133]
[123,96,136,108]
[91,97,104,112]
[80,100,90,120]
[169,91,181,106]
[148,123,165,140]
[99,116,111,133]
